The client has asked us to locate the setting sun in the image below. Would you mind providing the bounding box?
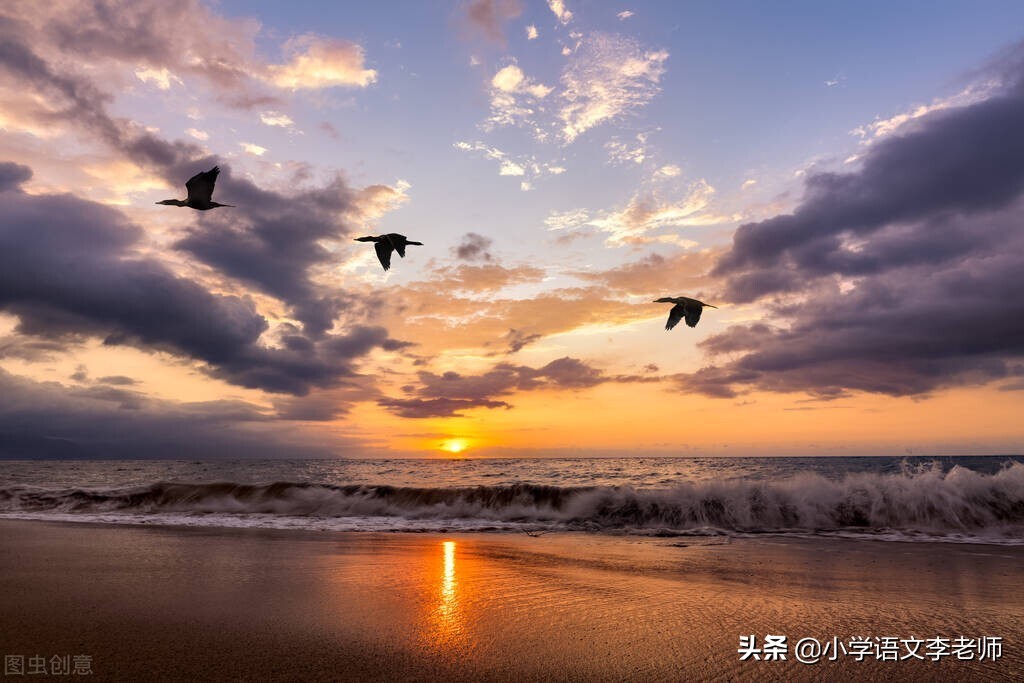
[439,439,469,455]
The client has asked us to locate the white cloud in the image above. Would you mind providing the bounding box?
[241,142,267,156]
[186,128,209,141]
[617,10,634,20]
[605,133,649,164]
[559,33,668,143]
[548,181,729,244]
[545,208,591,231]
[548,0,573,24]
[260,111,294,128]
[526,25,539,40]
[456,141,565,187]
[268,35,377,89]
[500,160,526,176]
[654,164,681,178]
[741,179,757,190]
[850,81,997,144]
[134,67,182,90]
[487,63,553,128]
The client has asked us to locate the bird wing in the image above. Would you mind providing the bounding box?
[374,240,394,271]
[185,167,219,204]
[684,303,703,328]
[666,304,685,330]
[386,234,407,257]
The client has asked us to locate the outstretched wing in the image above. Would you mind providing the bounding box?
[374,240,394,271]
[386,234,407,257]
[666,304,685,331]
[684,303,703,328]
[185,167,219,204]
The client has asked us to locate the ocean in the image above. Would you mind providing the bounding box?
[1,456,1022,544]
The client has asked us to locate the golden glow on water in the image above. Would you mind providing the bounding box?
[428,540,465,649]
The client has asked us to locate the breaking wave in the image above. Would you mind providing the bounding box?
[2,462,1023,543]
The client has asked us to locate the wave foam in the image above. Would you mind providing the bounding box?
[2,462,1023,543]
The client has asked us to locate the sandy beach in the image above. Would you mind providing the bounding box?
[0,520,1021,681]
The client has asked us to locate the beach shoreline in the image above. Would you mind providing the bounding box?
[1,519,1021,681]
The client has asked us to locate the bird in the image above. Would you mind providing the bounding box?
[156,166,234,210]
[654,296,718,330]
[354,233,424,271]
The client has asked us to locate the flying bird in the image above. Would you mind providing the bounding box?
[654,296,718,330]
[156,166,234,210]
[355,233,424,271]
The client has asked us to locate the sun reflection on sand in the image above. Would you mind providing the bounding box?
[428,540,466,650]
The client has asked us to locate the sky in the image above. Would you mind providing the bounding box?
[1,0,1023,459]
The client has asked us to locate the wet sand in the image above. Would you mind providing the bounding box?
[0,520,1021,681]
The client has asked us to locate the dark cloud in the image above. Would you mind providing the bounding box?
[174,169,358,337]
[0,369,332,459]
[683,51,1024,399]
[505,328,541,353]
[454,232,494,262]
[463,0,523,45]
[96,375,138,386]
[0,178,398,396]
[0,13,395,338]
[0,161,32,191]
[380,357,660,417]
[714,68,1024,298]
[377,397,512,419]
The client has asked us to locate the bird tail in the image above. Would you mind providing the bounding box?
[407,241,424,246]
[354,236,377,242]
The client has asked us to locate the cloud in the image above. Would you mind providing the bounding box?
[240,142,267,156]
[574,249,721,296]
[377,396,511,419]
[2,2,381,116]
[0,369,334,459]
[186,128,209,141]
[546,181,726,245]
[134,67,182,90]
[0,16,408,342]
[0,162,32,192]
[380,356,656,417]
[487,63,553,129]
[260,111,294,127]
[463,0,523,44]
[268,34,377,89]
[526,25,539,40]
[605,132,650,164]
[0,169,401,396]
[504,328,542,353]
[454,233,495,262]
[429,264,545,292]
[548,0,573,24]
[454,140,564,187]
[682,52,1024,399]
[559,33,668,142]
[850,81,997,145]
[617,11,634,21]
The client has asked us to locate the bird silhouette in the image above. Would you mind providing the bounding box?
[156,166,234,210]
[354,233,424,271]
[654,296,717,330]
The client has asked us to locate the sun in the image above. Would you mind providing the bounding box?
[439,438,469,455]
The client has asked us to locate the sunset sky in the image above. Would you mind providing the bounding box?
[1,0,1023,458]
